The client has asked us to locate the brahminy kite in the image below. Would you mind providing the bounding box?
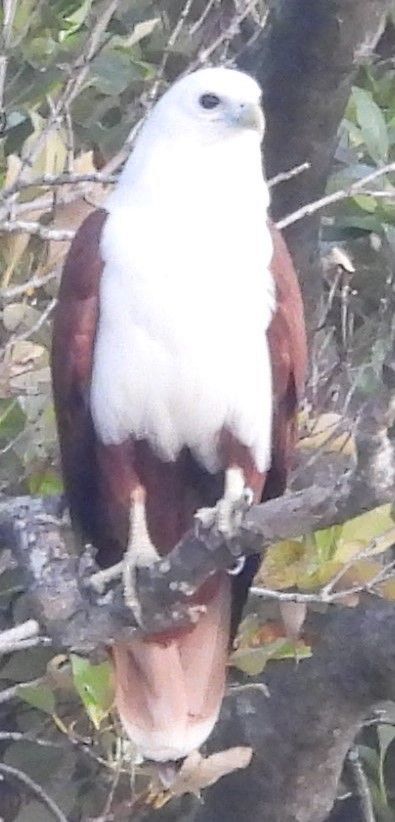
[51,67,307,764]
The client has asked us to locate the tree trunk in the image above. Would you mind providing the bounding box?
[238,0,390,333]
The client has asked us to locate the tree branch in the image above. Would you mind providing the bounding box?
[0,397,393,649]
[0,763,67,822]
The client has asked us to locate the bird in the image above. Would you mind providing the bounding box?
[51,66,307,765]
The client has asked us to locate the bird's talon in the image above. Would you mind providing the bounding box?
[196,468,252,542]
[194,507,216,531]
[227,556,246,576]
[122,492,160,622]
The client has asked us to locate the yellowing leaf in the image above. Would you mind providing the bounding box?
[22,113,67,178]
[4,154,22,187]
[73,150,97,174]
[231,639,287,676]
[298,412,356,457]
[295,559,344,590]
[335,504,395,550]
[258,539,317,590]
[148,747,253,806]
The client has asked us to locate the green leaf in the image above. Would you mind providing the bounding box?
[337,504,395,549]
[231,639,287,676]
[28,468,64,496]
[18,683,55,715]
[352,86,389,163]
[377,723,395,804]
[59,0,92,41]
[71,654,114,729]
[314,525,341,562]
[0,400,25,445]
[91,50,142,96]
[352,194,377,213]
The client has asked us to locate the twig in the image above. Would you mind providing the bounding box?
[0,220,73,241]
[268,162,310,188]
[0,171,116,202]
[0,0,18,113]
[276,161,395,229]
[0,763,68,822]
[147,0,196,103]
[347,746,376,822]
[8,0,118,203]
[0,729,114,771]
[8,296,57,343]
[320,528,395,600]
[0,270,59,301]
[190,0,218,35]
[250,577,395,605]
[0,730,57,746]
[0,618,46,654]
[189,0,261,70]
[98,760,122,819]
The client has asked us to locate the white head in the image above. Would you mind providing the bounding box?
[111,68,265,201]
[146,67,265,143]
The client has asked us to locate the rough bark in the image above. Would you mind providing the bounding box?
[238,0,391,332]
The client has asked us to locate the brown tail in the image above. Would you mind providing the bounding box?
[112,574,231,762]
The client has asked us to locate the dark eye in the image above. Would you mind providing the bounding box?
[199,93,221,110]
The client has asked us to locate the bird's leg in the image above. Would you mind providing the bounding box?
[123,485,160,622]
[196,466,252,539]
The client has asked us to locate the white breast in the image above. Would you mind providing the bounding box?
[90,133,275,474]
[90,205,274,473]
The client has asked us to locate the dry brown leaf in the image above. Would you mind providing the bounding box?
[3,302,42,333]
[279,601,307,641]
[148,747,253,807]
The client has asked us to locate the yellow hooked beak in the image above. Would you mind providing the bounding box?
[236,101,264,136]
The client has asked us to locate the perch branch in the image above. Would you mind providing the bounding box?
[0,393,393,649]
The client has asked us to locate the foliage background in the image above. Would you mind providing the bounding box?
[1,1,395,820]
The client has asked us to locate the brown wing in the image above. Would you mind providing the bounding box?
[51,208,109,552]
[230,224,307,635]
[265,223,307,499]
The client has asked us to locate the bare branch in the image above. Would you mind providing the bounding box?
[0,617,39,646]
[147,0,196,103]
[14,0,118,188]
[0,618,49,655]
[276,161,395,229]
[0,220,73,241]
[268,162,310,188]
[347,747,376,822]
[0,171,116,202]
[0,763,68,822]
[0,270,59,301]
